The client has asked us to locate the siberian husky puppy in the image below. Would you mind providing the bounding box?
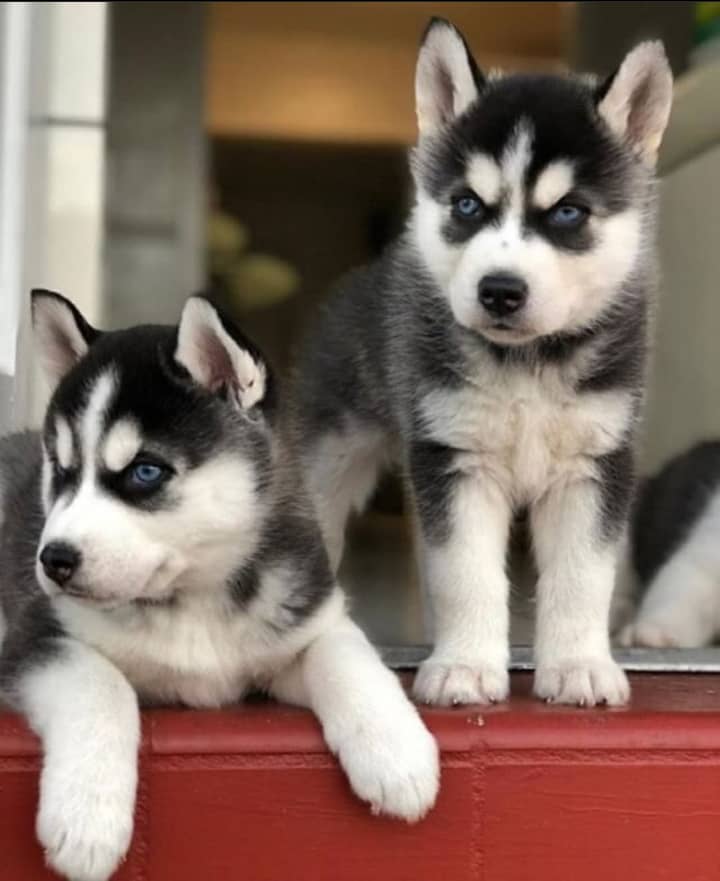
[293,19,673,707]
[0,291,439,881]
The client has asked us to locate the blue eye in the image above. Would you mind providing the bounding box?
[130,463,165,486]
[547,203,588,228]
[453,193,483,219]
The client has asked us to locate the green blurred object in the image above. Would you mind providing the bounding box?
[227,255,301,311]
[694,2,720,46]
[207,209,300,312]
[208,212,249,275]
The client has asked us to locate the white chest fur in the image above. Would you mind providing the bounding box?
[419,365,633,505]
[55,583,343,708]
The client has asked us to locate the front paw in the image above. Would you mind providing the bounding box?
[413,657,509,706]
[618,618,705,649]
[534,657,629,707]
[336,712,439,823]
[37,771,135,881]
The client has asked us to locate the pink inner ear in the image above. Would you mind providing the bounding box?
[626,75,655,146]
[198,326,237,393]
[433,60,455,124]
[44,322,84,374]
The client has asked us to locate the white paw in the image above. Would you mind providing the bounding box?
[534,657,629,707]
[618,619,703,649]
[37,771,135,881]
[413,658,509,706]
[335,711,440,823]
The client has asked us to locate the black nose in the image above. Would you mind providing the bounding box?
[39,542,81,586]
[478,273,528,318]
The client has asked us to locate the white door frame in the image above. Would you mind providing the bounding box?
[0,2,31,431]
[0,1,108,430]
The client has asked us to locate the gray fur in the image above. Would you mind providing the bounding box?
[0,432,63,697]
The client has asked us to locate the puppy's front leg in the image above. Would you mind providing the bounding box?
[532,475,630,706]
[271,613,439,822]
[12,638,140,881]
[410,447,512,706]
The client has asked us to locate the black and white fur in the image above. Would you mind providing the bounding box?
[620,441,720,648]
[292,19,673,708]
[0,292,439,881]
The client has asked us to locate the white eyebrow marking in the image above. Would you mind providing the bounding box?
[467,154,502,205]
[102,419,142,472]
[80,370,117,481]
[501,122,534,219]
[532,160,575,210]
[55,416,75,470]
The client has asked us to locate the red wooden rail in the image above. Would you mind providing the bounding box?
[2,673,720,880]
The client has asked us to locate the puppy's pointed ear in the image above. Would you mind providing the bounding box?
[31,290,100,388]
[175,296,268,410]
[597,41,673,166]
[415,18,484,137]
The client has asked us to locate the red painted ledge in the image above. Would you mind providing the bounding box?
[2,674,720,880]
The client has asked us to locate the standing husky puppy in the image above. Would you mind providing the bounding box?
[0,292,438,881]
[293,19,673,708]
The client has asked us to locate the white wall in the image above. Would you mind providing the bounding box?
[12,1,108,428]
[642,63,720,473]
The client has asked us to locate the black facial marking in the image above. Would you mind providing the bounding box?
[49,464,81,505]
[41,419,78,507]
[419,74,640,261]
[416,74,638,217]
[43,432,78,507]
[525,200,595,253]
[43,322,274,513]
[100,454,177,512]
[442,191,501,245]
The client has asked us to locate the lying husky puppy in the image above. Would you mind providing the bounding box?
[620,440,720,648]
[293,19,673,707]
[0,292,439,881]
